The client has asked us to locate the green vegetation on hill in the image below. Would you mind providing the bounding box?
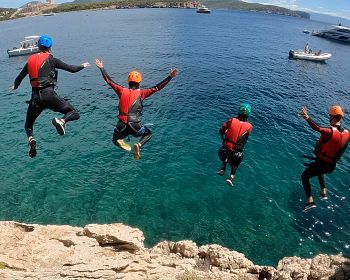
[0,8,16,21]
[203,0,310,18]
[48,0,197,13]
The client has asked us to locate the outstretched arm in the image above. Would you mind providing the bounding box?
[12,64,28,90]
[141,68,178,99]
[95,59,123,96]
[299,106,332,138]
[52,57,90,73]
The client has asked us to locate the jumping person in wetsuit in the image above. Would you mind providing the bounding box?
[95,58,178,160]
[217,103,253,187]
[300,106,349,211]
[11,35,90,158]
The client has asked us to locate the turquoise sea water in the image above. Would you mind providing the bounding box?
[0,9,349,265]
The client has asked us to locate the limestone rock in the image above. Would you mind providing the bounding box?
[0,221,349,280]
[83,223,145,251]
[199,244,254,271]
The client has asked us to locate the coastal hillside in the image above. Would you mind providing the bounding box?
[203,0,310,18]
[70,0,310,18]
[0,221,349,279]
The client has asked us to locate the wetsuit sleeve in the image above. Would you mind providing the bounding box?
[306,117,332,140]
[52,57,84,73]
[140,76,172,99]
[99,68,123,97]
[14,64,28,89]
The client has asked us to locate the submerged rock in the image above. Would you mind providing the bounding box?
[0,221,348,279]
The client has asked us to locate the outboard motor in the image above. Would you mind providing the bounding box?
[289,50,294,59]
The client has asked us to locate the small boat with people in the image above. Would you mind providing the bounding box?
[196,5,211,14]
[7,36,40,57]
[312,24,350,43]
[288,49,332,62]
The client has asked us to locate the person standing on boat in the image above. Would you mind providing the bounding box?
[304,43,309,53]
[217,103,253,187]
[95,58,178,160]
[11,35,90,158]
[299,106,349,211]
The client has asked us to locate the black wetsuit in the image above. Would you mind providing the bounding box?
[14,55,84,137]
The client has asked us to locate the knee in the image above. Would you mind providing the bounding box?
[74,111,80,120]
[144,127,152,136]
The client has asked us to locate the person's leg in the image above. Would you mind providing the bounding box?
[217,147,229,176]
[317,163,335,198]
[226,152,243,187]
[129,123,152,160]
[24,99,43,158]
[318,175,327,197]
[42,89,79,135]
[112,122,131,151]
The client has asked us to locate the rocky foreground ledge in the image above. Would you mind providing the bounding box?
[0,222,349,279]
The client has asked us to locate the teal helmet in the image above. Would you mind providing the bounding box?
[238,103,252,116]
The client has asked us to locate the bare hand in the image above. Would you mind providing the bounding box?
[169,68,178,78]
[95,59,103,69]
[299,106,309,120]
[82,62,91,68]
[9,85,15,91]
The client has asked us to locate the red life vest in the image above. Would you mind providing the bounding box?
[315,127,349,164]
[118,88,143,123]
[223,118,252,151]
[27,52,57,88]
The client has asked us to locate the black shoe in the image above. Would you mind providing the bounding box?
[216,168,225,176]
[52,118,65,135]
[28,139,37,158]
[304,202,316,212]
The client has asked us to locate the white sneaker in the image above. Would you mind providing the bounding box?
[52,118,65,135]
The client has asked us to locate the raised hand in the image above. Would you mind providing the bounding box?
[82,62,91,68]
[95,59,103,69]
[169,68,178,78]
[299,106,309,120]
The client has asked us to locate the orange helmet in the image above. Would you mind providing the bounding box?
[128,70,142,84]
[329,105,344,117]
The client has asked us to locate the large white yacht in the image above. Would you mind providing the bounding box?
[312,25,350,43]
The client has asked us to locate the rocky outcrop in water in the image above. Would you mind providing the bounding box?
[0,221,349,279]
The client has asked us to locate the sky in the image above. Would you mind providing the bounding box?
[1,0,350,20]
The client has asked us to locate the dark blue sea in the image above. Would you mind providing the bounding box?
[0,8,349,265]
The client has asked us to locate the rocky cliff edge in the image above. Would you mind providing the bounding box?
[0,221,349,279]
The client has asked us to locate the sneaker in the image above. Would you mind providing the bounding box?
[320,193,328,200]
[133,143,141,160]
[216,168,225,176]
[115,139,131,151]
[226,178,234,187]
[28,139,37,158]
[304,202,317,212]
[52,118,65,135]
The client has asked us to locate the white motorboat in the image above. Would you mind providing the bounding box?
[312,25,350,43]
[289,50,332,62]
[196,5,211,14]
[7,36,40,57]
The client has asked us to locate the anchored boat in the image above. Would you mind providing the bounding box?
[312,25,350,43]
[289,50,332,62]
[197,5,211,14]
[7,36,40,57]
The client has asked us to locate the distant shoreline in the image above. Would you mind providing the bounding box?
[0,0,310,22]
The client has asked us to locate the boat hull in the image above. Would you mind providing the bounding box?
[7,47,40,57]
[197,10,211,14]
[289,50,331,62]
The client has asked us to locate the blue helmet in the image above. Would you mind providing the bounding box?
[38,35,53,48]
